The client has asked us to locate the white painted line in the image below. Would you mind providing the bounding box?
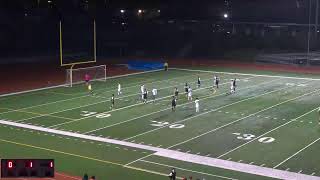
[286,168,291,171]
[139,160,237,180]
[171,68,320,82]
[274,135,320,168]
[299,170,303,173]
[168,88,319,150]
[249,162,254,165]
[219,107,319,159]
[84,77,267,134]
[126,84,289,141]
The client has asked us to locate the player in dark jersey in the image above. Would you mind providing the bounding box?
[233,78,236,92]
[184,83,189,97]
[197,76,201,88]
[168,168,177,180]
[171,96,177,112]
[174,87,179,99]
[110,94,115,109]
[143,88,148,104]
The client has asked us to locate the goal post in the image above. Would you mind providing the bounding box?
[66,65,107,87]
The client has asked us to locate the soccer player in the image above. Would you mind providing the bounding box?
[164,62,169,71]
[117,83,122,95]
[184,83,189,97]
[84,73,90,86]
[140,84,145,101]
[110,94,115,109]
[195,98,200,113]
[214,75,220,89]
[171,96,177,112]
[197,76,201,88]
[188,86,193,101]
[88,83,93,95]
[152,88,157,102]
[143,88,148,104]
[174,87,179,99]
[233,78,237,92]
[230,80,235,94]
[168,168,176,180]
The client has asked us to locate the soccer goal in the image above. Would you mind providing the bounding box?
[66,65,107,87]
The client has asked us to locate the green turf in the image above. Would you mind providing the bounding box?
[0,68,320,179]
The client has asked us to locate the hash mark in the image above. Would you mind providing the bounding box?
[311,172,316,176]
[227,158,232,161]
[286,168,290,171]
[260,164,265,167]
[249,162,254,165]
[298,170,302,173]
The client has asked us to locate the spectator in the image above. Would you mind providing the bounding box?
[82,174,88,180]
[90,176,95,180]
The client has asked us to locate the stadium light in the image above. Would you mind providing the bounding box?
[138,9,142,14]
[120,9,125,14]
[223,13,229,18]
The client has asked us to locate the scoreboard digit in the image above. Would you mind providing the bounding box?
[1,159,54,178]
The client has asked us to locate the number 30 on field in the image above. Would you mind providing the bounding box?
[150,121,185,129]
[232,133,275,144]
[80,111,111,118]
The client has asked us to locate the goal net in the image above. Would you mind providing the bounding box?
[66,65,107,87]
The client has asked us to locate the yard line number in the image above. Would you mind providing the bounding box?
[232,133,275,144]
[150,121,185,129]
[80,111,111,118]
[285,83,307,87]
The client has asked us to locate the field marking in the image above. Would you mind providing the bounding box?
[0,107,74,121]
[167,88,320,150]
[171,68,320,81]
[124,83,294,141]
[0,120,319,180]
[0,69,165,98]
[139,160,237,180]
[218,107,319,159]
[274,135,320,168]
[0,70,210,116]
[0,138,177,179]
[15,72,230,125]
[47,74,252,128]
[84,77,276,134]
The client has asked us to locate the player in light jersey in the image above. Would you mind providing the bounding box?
[140,85,145,101]
[117,83,122,95]
[195,98,200,113]
[188,87,192,101]
[174,87,179,99]
[88,83,93,95]
[152,88,157,102]
[230,80,235,94]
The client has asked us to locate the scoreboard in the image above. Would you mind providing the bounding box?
[0,159,54,178]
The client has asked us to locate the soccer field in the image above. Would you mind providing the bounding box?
[1,67,320,180]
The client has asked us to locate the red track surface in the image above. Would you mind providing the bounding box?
[1,58,320,95]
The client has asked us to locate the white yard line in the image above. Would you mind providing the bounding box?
[218,107,319,158]
[124,84,292,141]
[47,76,229,128]
[171,68,320,81]
[167,88,320,150]
[0,69,164,98]
[85,77,276,134]
[0,70,210,116]
[0,120,318,180]
[274,135,320,168]
[15,75,222,124]
[139,160,237,180]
